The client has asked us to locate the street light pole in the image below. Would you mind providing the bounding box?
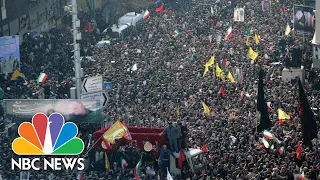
[0,2,3,37]
[316,0,320,44]
[72,0,82,99]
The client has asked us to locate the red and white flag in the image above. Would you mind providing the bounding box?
[143,10,150,19]
[121,157,128,168]
[225,25,233,40]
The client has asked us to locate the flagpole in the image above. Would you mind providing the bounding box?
[66,132,106,180]
[255,110,258,133]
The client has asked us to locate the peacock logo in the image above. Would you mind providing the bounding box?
[12,113,84,155]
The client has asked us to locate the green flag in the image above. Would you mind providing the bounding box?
[134,160,142,178]
[245,26,250,37]
[189,55,194,61]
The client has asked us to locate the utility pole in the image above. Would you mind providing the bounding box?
[315,0,320,44]
[0,0,3,37]
[90,0,95,24]
[72,0,82,98]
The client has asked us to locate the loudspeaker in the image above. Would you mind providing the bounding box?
[291,48,302,68]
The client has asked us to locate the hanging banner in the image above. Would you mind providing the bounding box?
[0,35,20,74]
[294,5,315,37]
[234,8,244,22]
[3,99,103,123]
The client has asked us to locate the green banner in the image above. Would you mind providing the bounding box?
[3,99,103,123]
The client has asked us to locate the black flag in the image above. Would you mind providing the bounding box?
[257,69,271,132]
[298,79,317,146]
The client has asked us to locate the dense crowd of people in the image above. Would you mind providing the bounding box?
[1,0,320,179]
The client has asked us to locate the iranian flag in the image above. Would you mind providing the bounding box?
[173,30,179,38]
[263,130,274,140]
[225,25,233,40]
[143,10,150,19]
[278,146,285,154]
[121,157,128,168]
[188,48,194,60]
[300,171,305,180]
[262,137,270,148]
[133,160,142,180]
[37,73,48,84]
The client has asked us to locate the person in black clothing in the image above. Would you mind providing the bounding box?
[179,122,189,149]
[141,151,154,169]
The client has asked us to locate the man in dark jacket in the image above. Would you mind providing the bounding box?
[180,122,189,150]
[159,145,176,178]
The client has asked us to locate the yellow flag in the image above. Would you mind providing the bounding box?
[215,64,225,81]
[254,33,260,44]
[248,47,258,60]
[227,72,235,83]
[245,36,250,46]
[105,152,110,169]
[278,109,290,124]
[201,101,210,116]
[285,24,291,36]
[11,69,21,80]
[203,65,209,77]
[102,121,127,146]
[278,109,290,120]
[205,56,215,67]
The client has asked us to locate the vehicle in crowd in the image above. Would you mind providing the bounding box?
[118,12,144,29]
[103,24,131,39]
[170,148,204,175]
[95,40,111,47]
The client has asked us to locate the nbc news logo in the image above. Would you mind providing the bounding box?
[11,113,85,170]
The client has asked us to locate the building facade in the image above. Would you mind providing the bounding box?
[0,0,70,43]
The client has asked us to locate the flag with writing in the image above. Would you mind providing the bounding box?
[201,101,211,116]
[298,79,317,146]
[227,72,235,83]
[257,69,271,132]
[248,47,258,60]
[278,109,290,124]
